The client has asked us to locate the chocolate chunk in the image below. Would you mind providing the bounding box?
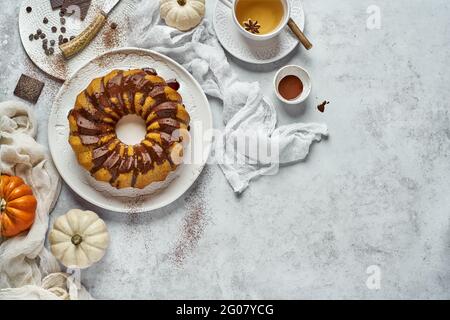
[104,152,121,169]
[14,74,44,104]
[43,17,48,24]
[153,102,178,118]
[143,68,157,75]
[80,135,99,145]
[92,146,110,160]
[26,7,32,13]
[61,27,66,33]
[166,79,180,91]
[52,26,57,33]
[50,0,64,10]
[63,0,92,21]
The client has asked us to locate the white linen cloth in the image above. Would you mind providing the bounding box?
[0,101,90,300]
[129,0,328,193]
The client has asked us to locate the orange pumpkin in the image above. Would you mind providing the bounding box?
[0,175,37,237]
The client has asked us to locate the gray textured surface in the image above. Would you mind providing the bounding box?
[1,0,449,299]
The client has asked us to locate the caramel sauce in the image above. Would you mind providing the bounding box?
[278,75,303,100]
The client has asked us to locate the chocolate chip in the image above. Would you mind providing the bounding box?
[110,22,118,30]
[43,17,48,24]
[61,27,66,33]
[63,38,69,43]
[40,33,46,39]
[44,49,50,56]
[70,36,75,41]
[29,34,34,41]
[49,47,54,55]
[36,29,42,35]
[50,40,55,46]
[317,101,330,113]
[14,74,45,104]
[52,26,57,33]
[60,17,66,25]
[34,34,39,40]
[26,7,32,13]
[60,8,66,17]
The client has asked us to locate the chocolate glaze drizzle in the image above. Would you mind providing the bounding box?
[68,68,190,188]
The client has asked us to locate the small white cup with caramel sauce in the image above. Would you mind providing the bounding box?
[274,65,311,105]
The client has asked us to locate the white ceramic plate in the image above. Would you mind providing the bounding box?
[213,0,305,65]
[18,0,135,80]
[48,48,213,213]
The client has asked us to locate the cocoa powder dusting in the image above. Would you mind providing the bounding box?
[102,22,120,49]
[171,169,210,266]
[126,195,145,222]
[52,53,68,79]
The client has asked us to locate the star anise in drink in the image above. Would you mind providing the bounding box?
[243,19,261,34]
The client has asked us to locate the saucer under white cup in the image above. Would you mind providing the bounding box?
[274,65,311,104]
[213,0,305,64]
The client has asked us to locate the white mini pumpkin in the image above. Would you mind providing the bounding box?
[49,209,109,269]
[160,0,206,31]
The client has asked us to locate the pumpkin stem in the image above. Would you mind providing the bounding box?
[71,234,83,246]
[0,198,6,212]
[177,0,187,6]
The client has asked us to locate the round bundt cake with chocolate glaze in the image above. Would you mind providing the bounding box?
[68,68,191,189]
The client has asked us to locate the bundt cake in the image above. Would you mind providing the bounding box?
[68,68,191,189]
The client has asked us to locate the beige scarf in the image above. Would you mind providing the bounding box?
[0,100,90,300]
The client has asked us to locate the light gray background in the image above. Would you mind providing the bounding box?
[1,0,449,299]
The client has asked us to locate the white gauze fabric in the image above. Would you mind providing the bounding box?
[128,0,328,193]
